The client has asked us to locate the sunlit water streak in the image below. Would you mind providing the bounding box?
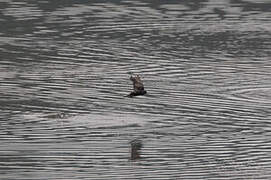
[0,0,271,179]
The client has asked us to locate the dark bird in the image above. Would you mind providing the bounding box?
[128,74,147,97]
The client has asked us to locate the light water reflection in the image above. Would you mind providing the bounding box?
[0,0,271,179]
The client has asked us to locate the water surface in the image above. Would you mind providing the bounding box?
[0,0,271,179]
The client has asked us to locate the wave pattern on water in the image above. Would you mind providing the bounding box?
[0,0,271,179]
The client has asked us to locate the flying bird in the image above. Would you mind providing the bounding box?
[128,74,147,97]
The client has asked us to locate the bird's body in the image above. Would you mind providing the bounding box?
[128,75,147,97]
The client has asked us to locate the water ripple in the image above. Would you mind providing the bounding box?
[1,0,271,179]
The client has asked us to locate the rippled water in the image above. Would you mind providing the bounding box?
[1,0,271,179]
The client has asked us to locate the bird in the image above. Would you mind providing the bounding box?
[128,74,147,97]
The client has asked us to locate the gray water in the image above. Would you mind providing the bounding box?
[0,0,271,179]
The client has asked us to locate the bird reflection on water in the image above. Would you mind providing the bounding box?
[130,139,143,160]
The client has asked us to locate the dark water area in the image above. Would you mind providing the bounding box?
[0,0,271,179]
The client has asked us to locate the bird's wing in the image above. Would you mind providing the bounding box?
[133,76,144,92]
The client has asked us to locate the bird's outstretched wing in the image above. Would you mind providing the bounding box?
[130,75,144,93]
